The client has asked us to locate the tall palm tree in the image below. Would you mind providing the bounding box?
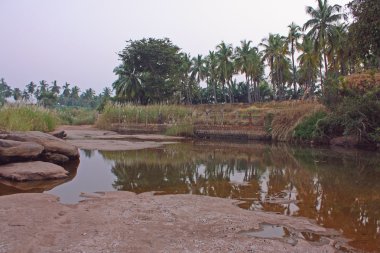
[26,82,36,98]
[235,40,254,103]
[261,34,290,99]
[50,80,60,95]
[297,37,320,96]
[327,23,349,75]
[13,88,22,101]
[287,22,302,96]
[22,89,30,101]
[303,0,344,79]
[113,64,142,103]
[216,42,234,103]
[190,55,206,104]
[205,51,219,103]
[62,82,71,98]
[38,80,49,94]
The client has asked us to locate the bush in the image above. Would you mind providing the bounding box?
[0,105,58,132]
[293,111,327,141]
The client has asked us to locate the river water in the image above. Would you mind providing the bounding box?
[0,141,379,252]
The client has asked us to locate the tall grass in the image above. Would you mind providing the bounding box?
[96,103,193,129]
[0,104,58,132]
[56,107,97,125]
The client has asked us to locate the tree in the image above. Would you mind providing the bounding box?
[205,51,219,103]
[303,0,344,80]
[13,88,22,101]
[50,80,61,95]
[190,54,206,103]
[287,22,302,96]
[26,82,36,99]
[348,0,380,69]
[235,40,254,103]
[62,82,71,98]
[114,38,183,104]
[216,41,234,103]
[0,78,12,105]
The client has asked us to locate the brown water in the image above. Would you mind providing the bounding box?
[0,141,379,252]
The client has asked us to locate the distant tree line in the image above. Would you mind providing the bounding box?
[113,0,380,104]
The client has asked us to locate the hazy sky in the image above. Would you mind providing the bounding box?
[0,0,350,93]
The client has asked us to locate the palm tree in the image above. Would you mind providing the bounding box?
[50,80,60,95]
[22,89,30,101]
[235,40,254,103]
[303,0,344,80]
[13,88,22,101]
[287,22,302,96]
[102,87,112,98]
[327,23,349,75]
[38,80,49,94]
[205,51,219,103]
[113,64,142,103]
[216,42,234,103]
[26,82,36,98]
[70,86,80,99]
[179,53,192,104]
[261,34,291,99]
[62,82,71,98]
[190,55,206,104]
[297,37,320,96]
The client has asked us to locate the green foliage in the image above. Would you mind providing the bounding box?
[0,105,57,132]
[56,107,97,125]
[293,111,327,140]
[165,123,194,137]
[113,38,183,104]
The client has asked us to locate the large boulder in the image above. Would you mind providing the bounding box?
[0,139,44,163]
[0,161,68,181]
[0,131,79,158]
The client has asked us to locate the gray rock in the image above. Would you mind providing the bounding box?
[0,131,79,158]
[0,139,44,163]
[0,161,68,181]
[43,153,69,164]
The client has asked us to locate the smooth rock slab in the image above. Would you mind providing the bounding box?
[0,161,68,181]
[0,131,79,158]
[0,139,44,162]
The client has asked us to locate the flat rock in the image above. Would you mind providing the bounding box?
[0,139,44,163]
[0,131,79,158]
[0,192,347,253]
[67,139,176,151]
[0,161,68,181]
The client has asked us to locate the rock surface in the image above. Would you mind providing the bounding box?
[0,139,44,163]
[0,192,348,253]
[0,161,68,181]
[0,131,79,158]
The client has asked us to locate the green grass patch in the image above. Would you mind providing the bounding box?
[293,111,327,140]
[0,105,58,132]
[56,107,97,125]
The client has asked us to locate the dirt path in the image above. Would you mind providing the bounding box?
[0,192,349,253]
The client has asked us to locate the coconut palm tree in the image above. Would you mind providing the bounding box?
[216,42,234,103]
[62,82,71,98]
[303,0,344,79]
[205,51,219,103]
[50,80,60,95]
[26,82,36,98]
[327,23,349,75]
[297,37,320,96]
[113,64,142,103]
[287,22,302,96]
[235,40,254,103]
[13,88,22,101]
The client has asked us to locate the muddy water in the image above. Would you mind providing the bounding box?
[0,141,379,252]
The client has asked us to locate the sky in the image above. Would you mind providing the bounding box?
[0,0,351,94]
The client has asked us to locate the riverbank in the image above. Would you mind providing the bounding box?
[0,192,351,253]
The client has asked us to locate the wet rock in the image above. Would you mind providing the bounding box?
[0,139,44,163]
[0,161,68,181]
[43,153,69,164]
[0,131,79,158]
[50,130,67,139]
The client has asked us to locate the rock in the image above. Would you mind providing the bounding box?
[43,153,69,164]
[0,139,44,163]
[330,135,359,148]
[0,161,68,181]
[50,130,67,139]
[0,131,79,158]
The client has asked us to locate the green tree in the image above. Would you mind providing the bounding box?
[348,0,380,69]
[12,88,22,101]
[0,78,12,105]
[50,80,61,95]
[216,41,234,103]
[303,0,344,80]
[205,51,219,103]
[114,38,183,104]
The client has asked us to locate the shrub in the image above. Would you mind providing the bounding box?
[293,111,327,141]
[56,107,97,125]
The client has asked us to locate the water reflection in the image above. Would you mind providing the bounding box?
[100,142,380,252]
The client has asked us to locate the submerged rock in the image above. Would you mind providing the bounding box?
[0,139,44,163]
[0,131,79,158]
[0,161,68,181]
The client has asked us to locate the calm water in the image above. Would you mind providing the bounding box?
[0,141,379,252]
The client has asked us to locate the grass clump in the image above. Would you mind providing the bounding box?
[0,105,58,132]
[96,103,193,129]
[293,111,327,141]
[56,107,97,125]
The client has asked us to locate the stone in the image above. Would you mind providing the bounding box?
[0,131,79,158]
[50,130,67,139]
[43,153,69,164]
[0,139,44,163]
[0,161,68,181]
